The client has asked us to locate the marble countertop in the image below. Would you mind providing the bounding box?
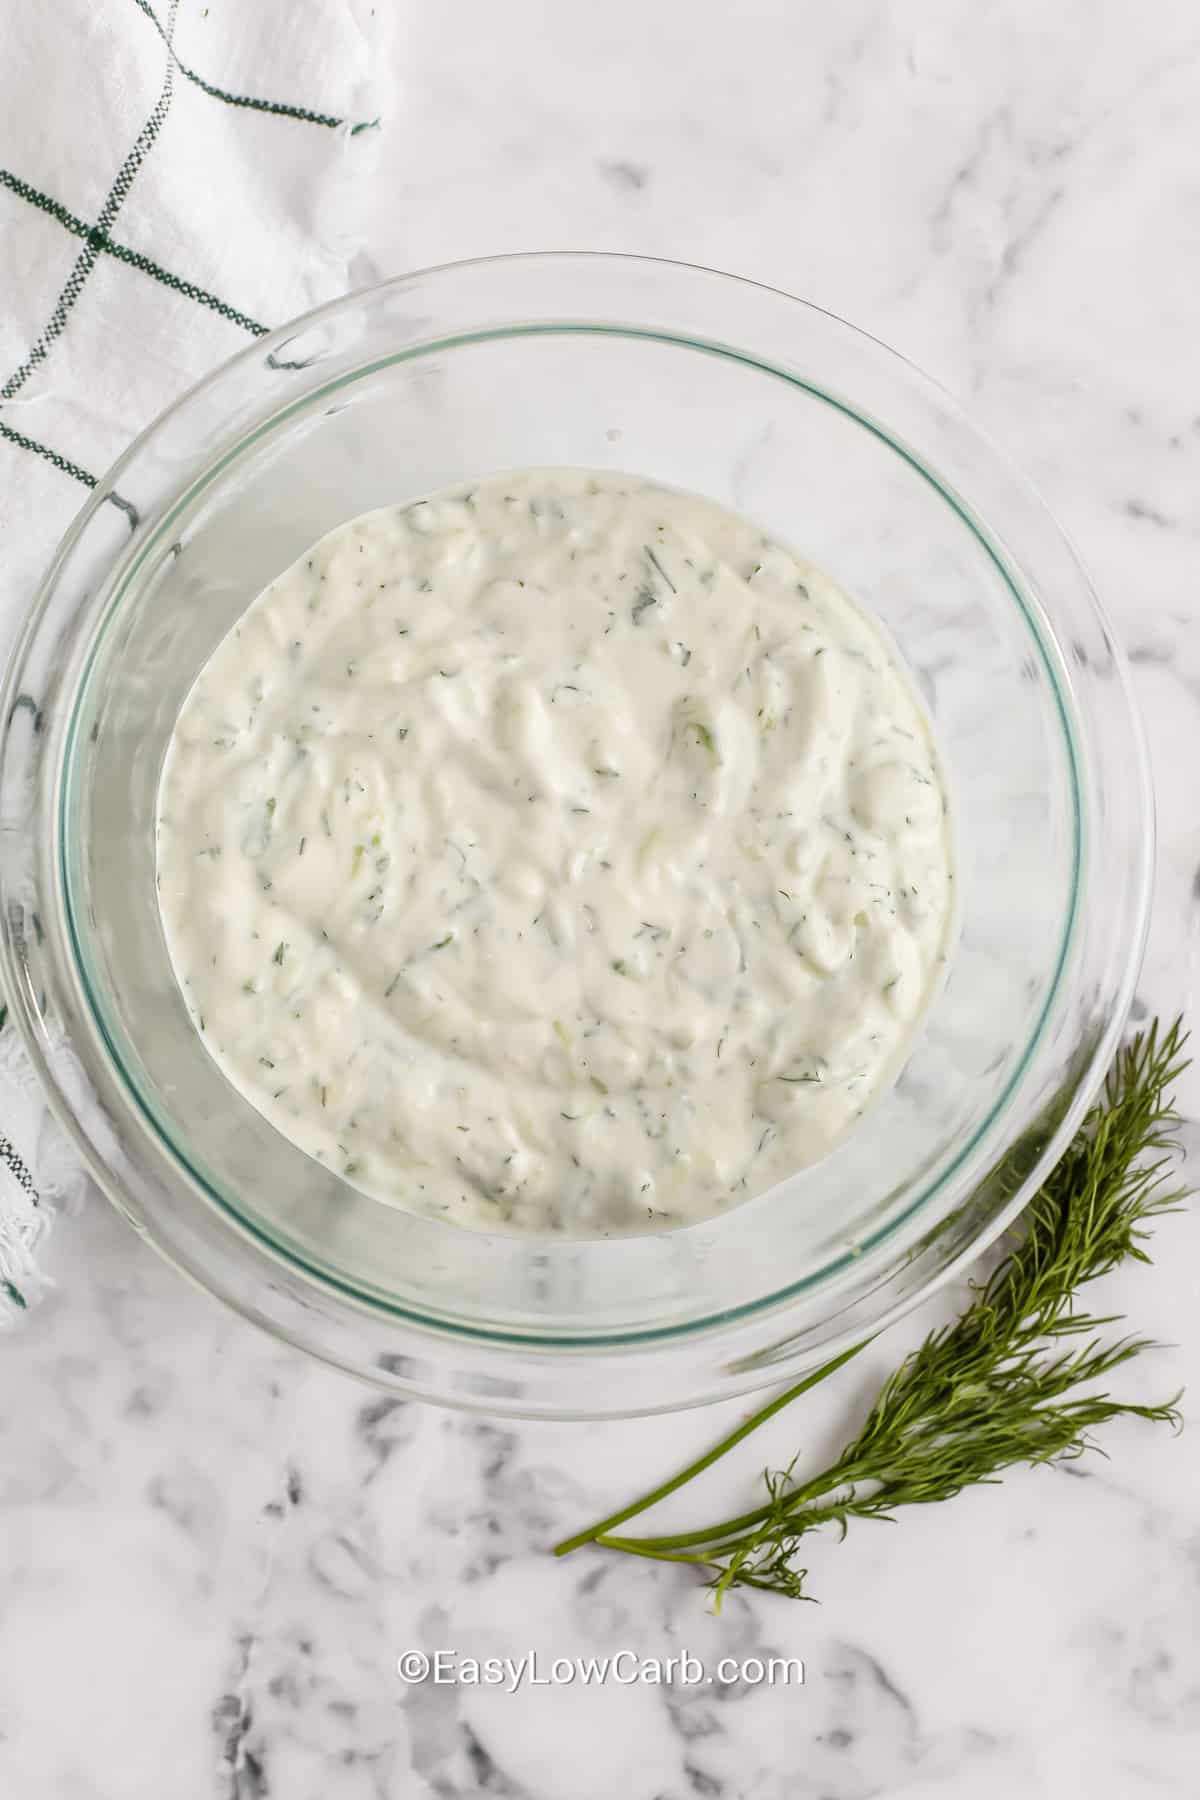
[3,4,1199,1795]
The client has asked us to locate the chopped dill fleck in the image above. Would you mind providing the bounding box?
[272,942,286,966]
[644,545,677,593]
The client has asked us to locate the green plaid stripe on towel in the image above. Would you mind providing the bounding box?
[0,0,391,1321]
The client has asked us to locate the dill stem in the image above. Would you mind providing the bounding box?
[553,1339,869,1556]
[595,1475,853,1556]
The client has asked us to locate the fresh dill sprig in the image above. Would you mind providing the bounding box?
[555,1018,1191,1606]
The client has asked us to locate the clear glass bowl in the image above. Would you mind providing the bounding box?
[0,254,1151,1417]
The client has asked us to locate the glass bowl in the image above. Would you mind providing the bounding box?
[0,254,1151,1418]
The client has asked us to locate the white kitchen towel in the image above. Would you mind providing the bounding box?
[0,0,393,1321]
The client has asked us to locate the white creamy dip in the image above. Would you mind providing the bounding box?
[156,471,953,1234]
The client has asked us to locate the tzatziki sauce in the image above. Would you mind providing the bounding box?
[156,470,954,1234]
